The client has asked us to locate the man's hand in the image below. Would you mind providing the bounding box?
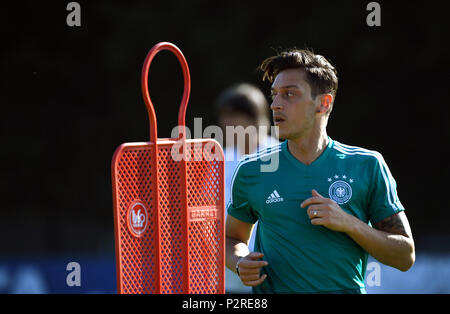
[236,252,268,287]
[301,189,355,232]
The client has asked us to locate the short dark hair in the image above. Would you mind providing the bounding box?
[214,83,270,127]
[259,48,338,99]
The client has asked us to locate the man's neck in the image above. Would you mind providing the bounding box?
[287,130,329,166]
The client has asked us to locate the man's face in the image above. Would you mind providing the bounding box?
[270,68,317,140]
[218,111,257,150]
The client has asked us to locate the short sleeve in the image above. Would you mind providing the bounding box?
[227,162,258,224]
[367,154,405,224]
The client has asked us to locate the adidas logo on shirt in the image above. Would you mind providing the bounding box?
[266,190,284,204]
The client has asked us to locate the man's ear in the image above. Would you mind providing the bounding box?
[316,94,333,114]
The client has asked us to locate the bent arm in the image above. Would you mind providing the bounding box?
[226,215,268,286]
[225,214,254,273]
[346,211,415,271]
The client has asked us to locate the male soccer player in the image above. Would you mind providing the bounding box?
[225,48,415,293]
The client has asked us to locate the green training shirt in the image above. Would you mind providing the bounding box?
[227,138,405,293]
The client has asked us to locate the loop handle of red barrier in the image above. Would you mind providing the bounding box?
[141,42,191,143]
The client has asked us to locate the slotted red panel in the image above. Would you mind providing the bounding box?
[112,145,158,293]
[157,145,186,294]
[112,140,225,293]
[186,141,224,294]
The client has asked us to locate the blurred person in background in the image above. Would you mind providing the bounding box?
[214,83,279,293]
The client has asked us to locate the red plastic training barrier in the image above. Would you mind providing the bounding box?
[111,42,225,294]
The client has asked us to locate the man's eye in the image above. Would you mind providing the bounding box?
[286,91,294,97]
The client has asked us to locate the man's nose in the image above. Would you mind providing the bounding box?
[270,101,283,111]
